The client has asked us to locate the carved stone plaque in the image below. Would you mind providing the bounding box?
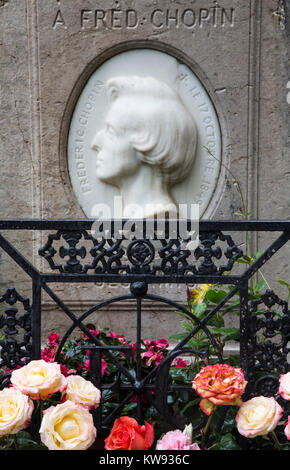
[67,48,222,219]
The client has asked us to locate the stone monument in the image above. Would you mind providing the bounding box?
[0,0,289,342]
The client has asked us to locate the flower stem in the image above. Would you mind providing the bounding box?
[204,147,256,289]
[13,434,18,451]
[270,431,282,450]
[258,268,271,290]
[204,147,247,217]
[201,408,216,450]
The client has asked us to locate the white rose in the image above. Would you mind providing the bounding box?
[278,372,290,400]
[63,375,101,409]
[11,360,67,400]
[0,387,34,437]
[40,401,96,450]
[236,396,283,438]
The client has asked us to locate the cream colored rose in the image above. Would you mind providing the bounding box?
[40,401,96,450]
[278,372,290,400]
[236,396,283,438]
[11,360,67,400]
[63,375,101,410]
[0,387,34,437]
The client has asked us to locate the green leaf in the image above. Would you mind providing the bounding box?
[181,321,194,332]
[278,280,290,288]
[224,330,240,342]
[254,280,267,292]
[253,249,265,259]
[120,402,137,415]
[222,299,241,315]
[102,389,114,401]
[0,436,14,450]
[186,339,199,349]
[217,433,241,450]
[220,408,239,434]
[205,290,227,304]
[169,333,189,342]
[209,327,240,340]
[15,431,45,450]
[236,258,251,264]
[242,254,253,262]
[193,302,207,318]
[207,314,224,328]
[180,398,200,416]
[236,254,255,264]
[176,310,193,320]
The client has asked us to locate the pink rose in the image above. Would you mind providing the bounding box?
[143,339,168,350]
[83,329,99,340]
[60,364,69,376]
[155,338,169,350]
[278,372,290,400]
[84,357,108,376]
[141,347,155,366]
[172,358,190,367]
[141,347,164,367]
[156,425,200,450]
[109,331,127,343]
[48,333,60,346]
[41,346,55,363]
[236,396,283,438]
[154,351,164,366]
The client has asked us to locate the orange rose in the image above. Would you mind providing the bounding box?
[192,363,247,413]
[105,416,154,450]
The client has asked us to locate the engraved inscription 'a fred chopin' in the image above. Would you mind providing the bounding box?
[90,76,197,218]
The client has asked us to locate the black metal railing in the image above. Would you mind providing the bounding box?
[0,219,289,440]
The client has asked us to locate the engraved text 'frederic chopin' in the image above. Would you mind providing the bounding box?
[53,5,235,31]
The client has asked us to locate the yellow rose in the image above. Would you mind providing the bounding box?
[0,388,34,437]
[11,360,67,400]
[63,375,101,410]
[40,401,96,450]
[235,396,283,438]
[190,284,213,305]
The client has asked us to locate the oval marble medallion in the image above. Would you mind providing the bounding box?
[67,48,222,219]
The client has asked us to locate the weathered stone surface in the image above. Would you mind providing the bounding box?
[0,0,288,345]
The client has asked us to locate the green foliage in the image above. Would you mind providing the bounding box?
[211,433,241,450]
[0,431,45,451]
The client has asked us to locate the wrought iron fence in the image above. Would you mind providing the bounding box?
[0,219,289,446]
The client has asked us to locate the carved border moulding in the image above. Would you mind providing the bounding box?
[0,288,32,370]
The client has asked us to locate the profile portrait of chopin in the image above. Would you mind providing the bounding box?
[91,75,197,218]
